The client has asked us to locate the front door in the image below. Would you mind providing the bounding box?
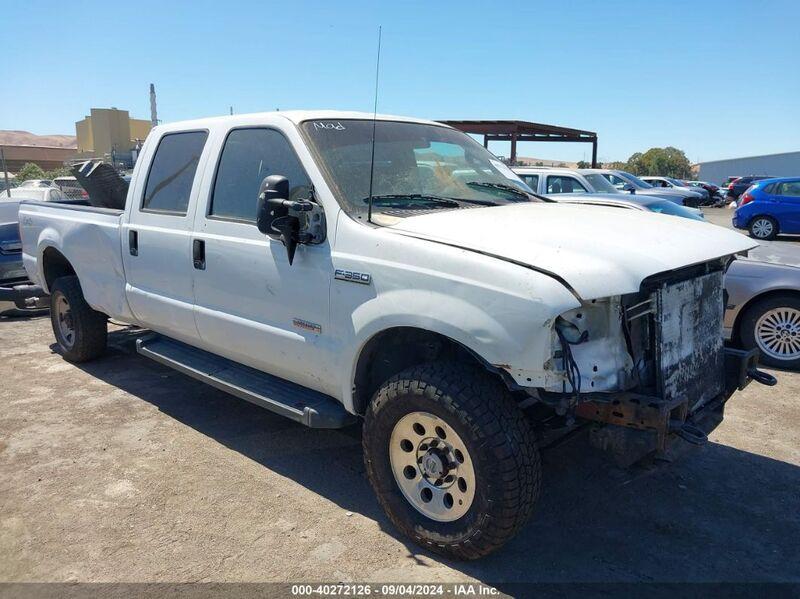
[190,126,336,394]
[122,130,210,344]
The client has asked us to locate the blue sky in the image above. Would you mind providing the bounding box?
[3,0,799,163]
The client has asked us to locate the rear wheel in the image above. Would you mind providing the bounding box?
[363,362,540,560]
[50,276,107,363]
[748,216,778,240]
[739,294,800,369]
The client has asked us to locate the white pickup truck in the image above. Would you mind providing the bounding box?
[19,110,773,559]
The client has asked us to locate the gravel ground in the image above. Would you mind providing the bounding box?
[1,313,798,586]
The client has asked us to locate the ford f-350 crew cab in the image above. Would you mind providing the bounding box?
[19,111,774,559]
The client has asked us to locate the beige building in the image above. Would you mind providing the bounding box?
[75,108,152,158]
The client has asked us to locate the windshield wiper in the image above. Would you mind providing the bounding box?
[362,194,461,208]
[465,181,531,199]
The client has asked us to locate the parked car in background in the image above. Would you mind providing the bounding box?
[685,180,720,200]
[512,167,622,196]
[732,177,800,240]
[581,169,705,207]
[729,176,773,201]
[18,179,54,188]
[550,193,706,221]
[640,176,711,203]
[0,213,47,315]
[725,251,800,370]
[3,186,65,202]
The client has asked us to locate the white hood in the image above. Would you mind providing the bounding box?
[388,203,756,299]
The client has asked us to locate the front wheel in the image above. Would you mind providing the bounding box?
[748,216,778,240]
[50,276,108,363]
[363,362,541,560]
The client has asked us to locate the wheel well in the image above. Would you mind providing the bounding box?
[352,327,507,415]
[732,288,800,343]
[42,247,76,292]
[748,214,778,230]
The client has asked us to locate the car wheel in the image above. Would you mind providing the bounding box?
[748,216,778,240]
[50,276,108,363]
[363,362,541,560]
[739,294,800,369]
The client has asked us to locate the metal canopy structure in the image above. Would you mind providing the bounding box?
[439,119,598,167]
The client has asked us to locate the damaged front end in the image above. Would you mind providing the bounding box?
[538,258,776,466]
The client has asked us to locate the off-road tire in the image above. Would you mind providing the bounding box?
[363,362,541,560]
[50,276,107,363]
[739,293,800,369]
[748,215,778,240]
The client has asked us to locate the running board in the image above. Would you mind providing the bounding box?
[136,336,356,429]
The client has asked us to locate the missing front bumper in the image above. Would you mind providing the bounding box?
[574,347,776,466]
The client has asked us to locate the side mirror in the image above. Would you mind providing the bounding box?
[622,183,635,194]
[256,175,326,265]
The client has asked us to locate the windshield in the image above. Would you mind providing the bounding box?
[666,177,687,187]
[618,171,653,189]
[582,173,621,194]
[646,200,703,220]
[301,119,534,221]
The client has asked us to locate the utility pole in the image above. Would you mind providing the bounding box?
[150,83,158,127]
[1,147,11,197]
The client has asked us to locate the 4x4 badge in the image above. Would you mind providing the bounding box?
[334,269,371,285]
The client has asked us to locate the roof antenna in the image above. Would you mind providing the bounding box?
[367,26,382,224]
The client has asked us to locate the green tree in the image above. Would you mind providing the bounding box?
[624,147,692,178]
[44,166,71,180]
[15,162,46,182]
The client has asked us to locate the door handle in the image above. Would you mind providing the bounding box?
[193,239,205,270]
[129,230,138,256]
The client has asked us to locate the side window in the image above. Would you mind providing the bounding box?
[142,131,208,214]
[211,128,311,222]
[546,175,587,194]
[777,181,800,197]
[605,174,626,189]
[520,174,539,189]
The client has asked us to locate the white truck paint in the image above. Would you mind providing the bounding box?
[18,110,765,558]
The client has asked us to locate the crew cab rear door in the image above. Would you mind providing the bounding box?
[122,129,211,343]
[189,125,336,394]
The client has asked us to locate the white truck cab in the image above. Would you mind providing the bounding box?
[18,111,772,559]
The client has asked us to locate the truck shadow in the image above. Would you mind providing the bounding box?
[68,328,800,585]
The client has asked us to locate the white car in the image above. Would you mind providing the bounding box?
[4,186,65,203]
[18,110,769,559]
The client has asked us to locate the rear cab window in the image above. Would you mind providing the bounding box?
[142,131,208,214]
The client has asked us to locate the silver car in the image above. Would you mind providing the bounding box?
[725,245,800,370]
[580,168,705,207]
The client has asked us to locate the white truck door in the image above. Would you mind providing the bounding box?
[190,126,336,395]
[122,130,210,344]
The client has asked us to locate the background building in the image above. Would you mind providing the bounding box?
[697,151,800,185]
[75,107,152,167]
[0,131,77,173]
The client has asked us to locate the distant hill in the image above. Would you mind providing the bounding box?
[0,130,77,148]
[516,156,579,168]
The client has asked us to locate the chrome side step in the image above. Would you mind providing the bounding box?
[136,336,356,429]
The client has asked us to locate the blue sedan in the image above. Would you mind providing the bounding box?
[733,177,800,240]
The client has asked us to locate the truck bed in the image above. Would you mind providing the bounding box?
[18,199,134,322]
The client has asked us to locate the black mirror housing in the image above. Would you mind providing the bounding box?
[256,175,326,265]
[257,175,290,235]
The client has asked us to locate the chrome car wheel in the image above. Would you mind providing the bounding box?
[750,218,774,239]
[388,411,476,522]
[755,307,800,362]
[54,295,75,348]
